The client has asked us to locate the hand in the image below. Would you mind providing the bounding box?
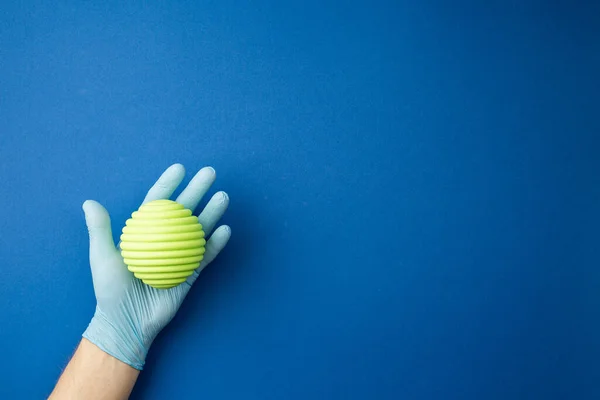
[81,164,231,370]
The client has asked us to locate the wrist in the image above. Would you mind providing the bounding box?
[82,307,151,370]
[50,339,139,399]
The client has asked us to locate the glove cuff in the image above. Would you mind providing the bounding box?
[83,307,149,370]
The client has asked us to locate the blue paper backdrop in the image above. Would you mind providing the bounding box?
[0,1,599,399]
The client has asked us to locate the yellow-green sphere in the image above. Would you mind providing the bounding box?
[120,200,205,289]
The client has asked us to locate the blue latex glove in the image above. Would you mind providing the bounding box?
[81,164,231,370]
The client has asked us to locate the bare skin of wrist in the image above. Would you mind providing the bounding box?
[49,338,140,400]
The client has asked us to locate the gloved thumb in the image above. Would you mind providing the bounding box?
[82,200,118,259]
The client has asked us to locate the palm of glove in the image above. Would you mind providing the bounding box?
[82,164,231,369]
[91,255,190,346]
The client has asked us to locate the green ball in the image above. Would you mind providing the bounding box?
[120,200,205,289]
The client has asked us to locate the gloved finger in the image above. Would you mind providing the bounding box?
[82,200,119,260]
[142,163,186,205]
[198,191,229,236]
[175,166,216,212]
[200,225,231,269]
[186,225,231,285]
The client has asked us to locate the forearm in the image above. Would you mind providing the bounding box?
[49,338,139,400]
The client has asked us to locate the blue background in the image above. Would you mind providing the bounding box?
[0,1,599,399]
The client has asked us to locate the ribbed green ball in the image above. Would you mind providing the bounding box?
[120,200,205,289]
